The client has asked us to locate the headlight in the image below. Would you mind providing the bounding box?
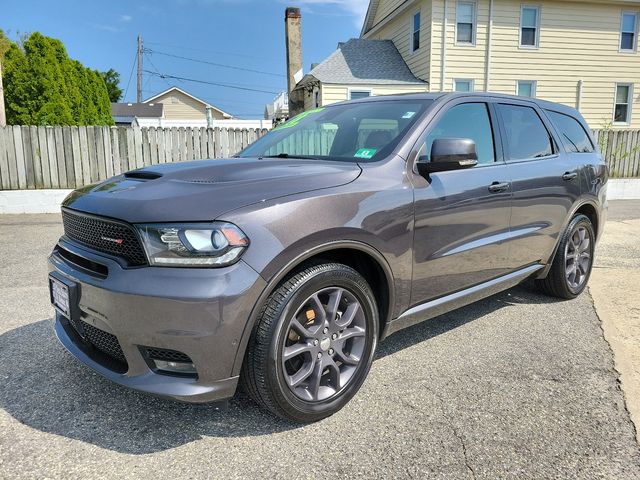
[136,222,249,267]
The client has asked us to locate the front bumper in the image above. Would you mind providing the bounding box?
[49,239,266,403]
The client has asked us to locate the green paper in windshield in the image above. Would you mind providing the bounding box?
[354,148,378,159]
[272,108,325,131]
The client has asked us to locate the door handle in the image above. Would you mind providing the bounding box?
[488,181,510,193]
[562,172,578,181]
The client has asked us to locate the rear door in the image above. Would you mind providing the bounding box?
[495,101,582,269]
[410,99,513,304]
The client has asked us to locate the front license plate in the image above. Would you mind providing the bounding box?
[50,276,71,318]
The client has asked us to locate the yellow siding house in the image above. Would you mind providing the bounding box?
[362,0,640,128]
[291,39,428,114]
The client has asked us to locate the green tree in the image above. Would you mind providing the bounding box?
[100,68,123,103]
[1,32,114,125]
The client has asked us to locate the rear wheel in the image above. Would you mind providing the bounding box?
[241,263,378,423]
[536,214,595,299]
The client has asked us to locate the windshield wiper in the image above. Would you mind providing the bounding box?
[260,153,321,160]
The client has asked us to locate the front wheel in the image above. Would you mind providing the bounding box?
[241,263,378,423]
[536,214,595,299]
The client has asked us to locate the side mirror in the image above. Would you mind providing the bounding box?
[417,138,479,175]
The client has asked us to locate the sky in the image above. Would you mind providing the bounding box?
[2,0,369,118]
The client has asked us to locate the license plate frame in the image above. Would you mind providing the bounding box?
[49,273,79,319]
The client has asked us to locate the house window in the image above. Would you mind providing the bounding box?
[453,79,474,92]
[614,83,633,124]
[456,1,476,44]
[517,80,536,97]
[412,12,421,52]
[620,12,638,51]
[314,89,320,108]
[350,90,372,100]
[520,6,540,47]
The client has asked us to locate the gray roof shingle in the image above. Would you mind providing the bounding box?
[110,103,163,118]
[299,39,425,86]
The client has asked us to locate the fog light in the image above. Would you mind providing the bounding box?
[153,359,197,375]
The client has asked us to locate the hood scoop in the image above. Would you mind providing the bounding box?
[124,170,163,181]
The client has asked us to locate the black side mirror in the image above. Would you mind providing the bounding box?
[417,138,479,175]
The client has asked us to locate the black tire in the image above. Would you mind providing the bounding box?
[241,263,378,423]
[536,214,595,299]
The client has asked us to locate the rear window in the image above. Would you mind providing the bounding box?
[545,110,594,153]
[497,104,553,161]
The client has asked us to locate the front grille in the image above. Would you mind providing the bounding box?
[69,317,127,364]
[62,209,147,266]
[143,347,192,363]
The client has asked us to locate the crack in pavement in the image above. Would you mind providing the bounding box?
[402,387,477,480]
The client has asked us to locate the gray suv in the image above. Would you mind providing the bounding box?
[49,93,607,422]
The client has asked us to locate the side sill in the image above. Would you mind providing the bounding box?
[383,264,544,338]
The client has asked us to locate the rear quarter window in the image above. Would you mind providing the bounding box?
[545,110,594,153]
[497,104,554,161]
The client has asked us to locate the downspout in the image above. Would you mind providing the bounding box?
[440,0,448,91]
[484,0,494,92]
[576,79,583,111]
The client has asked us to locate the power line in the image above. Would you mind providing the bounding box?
[123,49,138,100]
[144,41,279,61]
[144,48,285,78]
[144,52,172,89]
[142,70,280,95]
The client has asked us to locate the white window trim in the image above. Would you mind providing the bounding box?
[453,78,475,92]
[619,11,639,53]
[613,83,633,125]
[519,5,541,49]
[516,80,537,98]
[410,10,421,53]
[348,88,373,100]
[455,0,477,46]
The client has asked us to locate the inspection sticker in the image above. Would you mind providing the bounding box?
[402,111,416,119]
[272,108,325,131]
[354,148,378,159]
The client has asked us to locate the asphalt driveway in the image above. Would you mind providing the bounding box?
[1,205,639,479]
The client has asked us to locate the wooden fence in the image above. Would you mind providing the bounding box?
[0,126,268,190]
[0,126,638,190]
[592,129,640,178]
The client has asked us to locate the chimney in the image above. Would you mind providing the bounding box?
[285,7,305,116]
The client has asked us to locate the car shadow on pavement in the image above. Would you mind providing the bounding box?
[0,283,559,454]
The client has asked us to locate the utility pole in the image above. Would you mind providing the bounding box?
[137,34,143,103]
[0,59,6,126]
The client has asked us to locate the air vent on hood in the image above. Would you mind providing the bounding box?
[124,170,163,181]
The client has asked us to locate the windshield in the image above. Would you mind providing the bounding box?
[239,99,433,162]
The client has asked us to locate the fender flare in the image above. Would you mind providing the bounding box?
[230,240,396,376]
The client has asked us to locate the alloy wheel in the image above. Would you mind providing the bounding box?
[281,287,367,402]
[565,225,591,290]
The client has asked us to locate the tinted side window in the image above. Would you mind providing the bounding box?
[424,103,495,165]
[497,104,553,160]
[545,110,594,153]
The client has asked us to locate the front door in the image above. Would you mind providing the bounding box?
[410,100,513,306]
